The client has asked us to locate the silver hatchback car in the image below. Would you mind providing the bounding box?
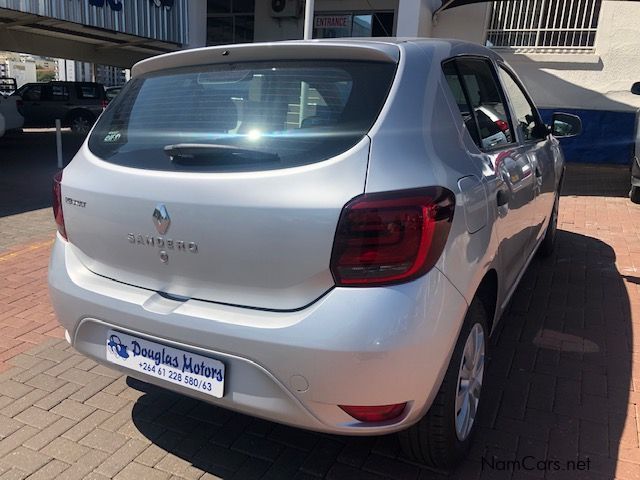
[49,38,580,468]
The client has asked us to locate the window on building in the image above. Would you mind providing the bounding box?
[442,58,514,150]
[313,12,394,39]
[486,0,602,51]
[207,0,254,45]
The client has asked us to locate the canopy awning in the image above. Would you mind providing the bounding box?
[433,0,490,12]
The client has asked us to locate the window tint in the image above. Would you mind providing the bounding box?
[88,60,397,172]
[21,85,42,101]
[442,58,514,150]
[442,61,480,147]
[44,84,69,101]
[498,67,546,142]
[76,83,103,99]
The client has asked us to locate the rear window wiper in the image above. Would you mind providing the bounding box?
[163,143,280,164]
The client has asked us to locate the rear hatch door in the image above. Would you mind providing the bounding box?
[62,46,399,310]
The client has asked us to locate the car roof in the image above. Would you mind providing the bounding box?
[132,37,502,77]
[24,81,103,85]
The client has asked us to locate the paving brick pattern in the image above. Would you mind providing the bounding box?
[0,165,639,479]
[0,238,62,374]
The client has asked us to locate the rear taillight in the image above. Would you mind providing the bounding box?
[340,403,407,422]
[101,99,109,109]
[495,119,510,132]
[52,171,67,240]
[330,187,455,286]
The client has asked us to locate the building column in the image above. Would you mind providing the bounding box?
[396,0,435,37]
[187,0,208,48]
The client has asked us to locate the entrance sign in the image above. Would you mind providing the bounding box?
[314,15,353,30]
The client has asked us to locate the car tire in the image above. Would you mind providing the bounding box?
[69,112,95,136]
[630,185,640,204]
[398,297,488,470]
[538,191,559,257]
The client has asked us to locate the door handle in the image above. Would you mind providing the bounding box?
[497,188,510,207]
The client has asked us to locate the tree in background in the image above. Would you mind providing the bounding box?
[36,69,56,82]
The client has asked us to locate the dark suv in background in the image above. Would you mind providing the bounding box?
[14,81,107,135]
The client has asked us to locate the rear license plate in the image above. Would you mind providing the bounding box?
[105,329,225,398]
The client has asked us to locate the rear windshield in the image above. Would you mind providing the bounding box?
[88,60,396,172]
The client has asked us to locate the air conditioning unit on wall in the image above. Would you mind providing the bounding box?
[271,0,301,18]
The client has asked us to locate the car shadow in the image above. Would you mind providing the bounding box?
[128,232,632,479]
[473,229,633,479]
[0,129,83,217]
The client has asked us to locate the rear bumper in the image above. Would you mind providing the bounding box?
[49,236,469,435]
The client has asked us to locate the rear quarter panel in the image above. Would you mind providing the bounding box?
[366,41,501,317]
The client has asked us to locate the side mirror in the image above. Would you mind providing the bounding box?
[551,112,582,138]
[631,82,640,95]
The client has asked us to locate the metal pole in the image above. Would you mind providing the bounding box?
[303,0,315,40]
[55,119,63,169]
[299,0,315,126]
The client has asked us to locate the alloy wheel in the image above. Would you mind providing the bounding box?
[72,117,91,135]
[454,322,485,441]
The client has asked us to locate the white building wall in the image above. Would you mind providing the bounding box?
[193,0,640,114]
[6,58,36,87]
[396,0,432,37]
[434,1,640,112]
[501,1,640,112]
[431,3,489,43]
[187,0,207,48]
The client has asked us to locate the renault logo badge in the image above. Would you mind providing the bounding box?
[152,204,171,235]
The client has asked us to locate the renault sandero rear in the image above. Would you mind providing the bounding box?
[49,39,570,468]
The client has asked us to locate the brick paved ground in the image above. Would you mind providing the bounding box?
[0,211,54,254]
[0,164,639,479]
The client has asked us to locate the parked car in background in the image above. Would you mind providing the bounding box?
[0,89,24,137]
[49,39,581,469]
[105,86,122,103]
[13,81,107,135]
[629,82,640,203]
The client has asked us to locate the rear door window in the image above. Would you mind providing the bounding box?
[442,57,514,150]
[88,60,396,172]
[76,83,103,99]
[43,84,69,101]
[497,67,547,142]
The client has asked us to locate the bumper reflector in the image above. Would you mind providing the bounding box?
[339,403,406,422]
